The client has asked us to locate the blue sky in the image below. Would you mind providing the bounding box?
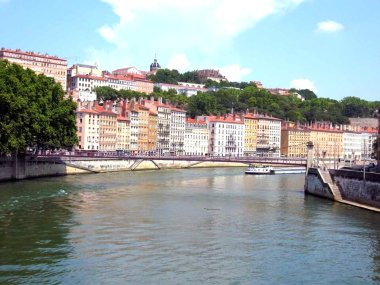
[0,0,379,101]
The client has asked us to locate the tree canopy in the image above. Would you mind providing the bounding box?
[0,60,78,155]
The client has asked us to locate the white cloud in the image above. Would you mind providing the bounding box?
[218,64,252,82]
[87,0,305,70]
[290,78,318,93]
[317,20,344,33]
[167,54,190,72]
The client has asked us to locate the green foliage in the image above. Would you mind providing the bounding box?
[289,89,317,100]
[340,96,379,118]
[148,69,180,84]
[0,60,78,155]
[103,71,378,124]
[180,71,201,83]
[95,86,147,101]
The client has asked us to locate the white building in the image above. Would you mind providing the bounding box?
[104,74,136,91]
[68,74,107,92]
[170,107,186,155]
[68,74,136,93]
[184,118,209,156]
[75,107,100,151]
[256,115,281,157]
[343,131,364,160]
[128,100,139,153]
[200,115,245,157]
[154,83,208,97]
[361,130,377,160]
[72,90,97,102]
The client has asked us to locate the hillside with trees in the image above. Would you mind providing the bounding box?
[0,60,78,156]
[96,81,379,125]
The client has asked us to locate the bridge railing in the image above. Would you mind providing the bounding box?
[32,153,307,166]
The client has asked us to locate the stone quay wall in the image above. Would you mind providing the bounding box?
[305,167,380,211]
[304,168,334,200]
[331,169,380,208]
[0,157,247,182]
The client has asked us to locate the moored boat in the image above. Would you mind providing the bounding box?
[245,164,274,175]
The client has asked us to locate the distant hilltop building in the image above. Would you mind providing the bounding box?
[0,47,67,90]
[67,63,102,78]
[67,63,154,97]
[252,80,305,101]
[196,69,227,83]
[252,81,264,89]
[349,118,378,129]
[113,66,146,79]
[149,56,161,73]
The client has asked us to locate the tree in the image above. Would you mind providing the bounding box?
[289,89,317,100]
[148,69,180,84]
[0,60,78,155]
[187,92,217,118]
[341,96,372,118]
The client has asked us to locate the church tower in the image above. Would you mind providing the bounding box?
[150,55,161,72]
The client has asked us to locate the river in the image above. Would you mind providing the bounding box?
[0,168,379,284]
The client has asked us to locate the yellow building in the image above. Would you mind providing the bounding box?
[137,104,150,152]
[116,116,130,151]
[0,47,67,90]
[243,113,257,156]
[135,78,154,94]
[310,127,343,160]
[281,123,310,158]
[148,111,158,151]
[96,101,117,151]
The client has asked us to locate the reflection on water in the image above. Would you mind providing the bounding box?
[0,168,379,284]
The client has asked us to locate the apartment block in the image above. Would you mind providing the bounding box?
[0,47,67,90]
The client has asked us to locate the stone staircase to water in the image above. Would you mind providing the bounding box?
[319,170,343,202]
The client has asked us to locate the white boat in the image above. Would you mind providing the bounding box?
[273,167,306,174]
[245,164,274,175]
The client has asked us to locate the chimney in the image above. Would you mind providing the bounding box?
[158,97,162,105]
[150,96,154,103]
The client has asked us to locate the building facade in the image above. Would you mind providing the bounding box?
[201,115,245,157]
[75,107,100,151]
[256,115,281,157]
[184,118,209,156]
[0,47,67,90]
[343,131,363,161]
[169,107,186,155]
[243,114,257,156]
[309,124,343,160]
[281,123,310,158]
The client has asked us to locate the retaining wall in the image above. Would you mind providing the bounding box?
[305,167,380,211]
[0,157,247,182]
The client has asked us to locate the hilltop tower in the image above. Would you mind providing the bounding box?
[150,54,161,72]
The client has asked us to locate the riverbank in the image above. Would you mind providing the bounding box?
[0,157,248,182]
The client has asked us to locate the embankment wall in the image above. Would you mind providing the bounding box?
[0,158,247,182]
[305,167,380,211]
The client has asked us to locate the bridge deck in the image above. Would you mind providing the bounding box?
[31,154,307,166]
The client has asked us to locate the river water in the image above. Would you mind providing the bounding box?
[0,167,379,284]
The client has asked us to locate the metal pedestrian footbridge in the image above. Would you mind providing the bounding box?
[34,154,307,167]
